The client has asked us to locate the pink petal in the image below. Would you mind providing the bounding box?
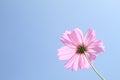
[64,54,78,69]
[87,40,104,54]
[67,28,83,46]
[86,47,97,61]
[87,52,97,61]
[79,54,90,69]
[84,29,96,46]
[58,46,76,60]
[60,31,76,48]
[87,48,97,53]
[72,54,80,71]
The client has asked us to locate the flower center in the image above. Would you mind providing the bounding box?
[77,45,86,54]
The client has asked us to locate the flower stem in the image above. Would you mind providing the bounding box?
[84,53,105,80]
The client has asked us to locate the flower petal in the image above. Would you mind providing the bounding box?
[60,31,76,48]
[72,54,80,71]
[58,46,76,60]
[64,54,77,69]
[87,52,97,61]
[84,29,96,46]
[79,54,90,69]
[87,40,104,54]
[68,28,83,46]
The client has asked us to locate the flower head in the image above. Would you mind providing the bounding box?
[58,28,104,71]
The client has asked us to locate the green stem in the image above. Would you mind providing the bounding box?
[84,53,105,80]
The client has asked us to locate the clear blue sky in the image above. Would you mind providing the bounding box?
[0,0,120,80]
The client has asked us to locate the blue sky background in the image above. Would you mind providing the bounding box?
[0,0,120,80]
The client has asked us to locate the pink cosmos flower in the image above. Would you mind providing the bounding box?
[58,28,104,71]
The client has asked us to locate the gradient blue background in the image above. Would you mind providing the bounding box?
[0,0,120,80]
